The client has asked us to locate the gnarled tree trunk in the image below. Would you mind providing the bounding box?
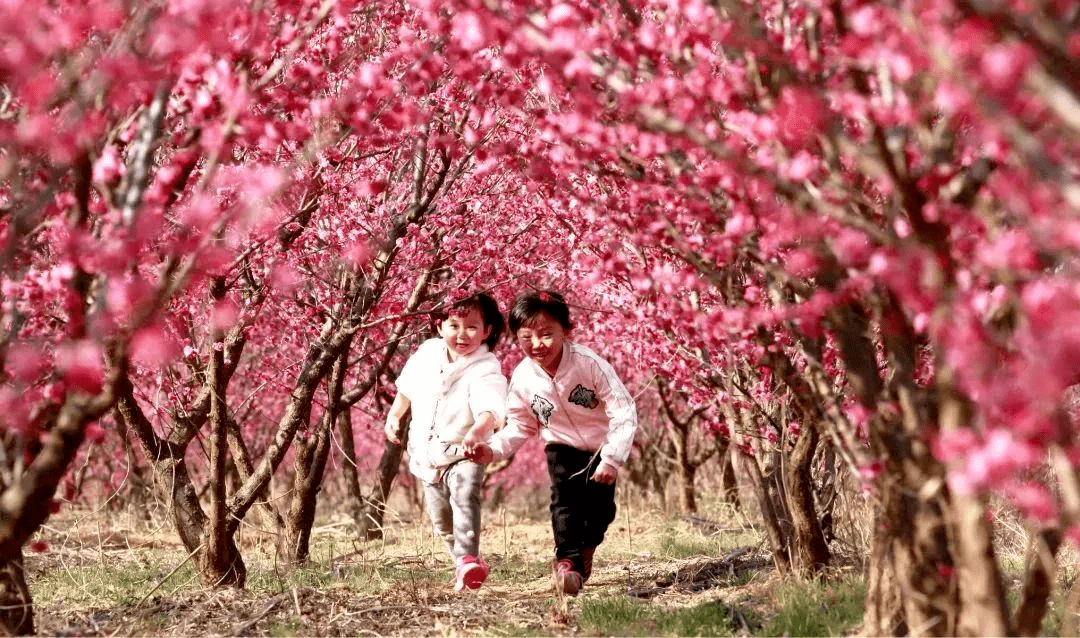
[359,415,410,540]
[277,418,333,565]
[0,551,32,635]
[784,419,830,575]
[1013,527,1061,636]
[278,349,348,565]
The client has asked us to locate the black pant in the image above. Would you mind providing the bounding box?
[545,443,617,574]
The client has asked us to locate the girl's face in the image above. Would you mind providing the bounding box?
[515,312,567,376]
[440,308,491,361]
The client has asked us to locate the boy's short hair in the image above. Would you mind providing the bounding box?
[509,290,573,334]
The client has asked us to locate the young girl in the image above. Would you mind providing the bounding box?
[467,290,637,595]
[384,292,507,592]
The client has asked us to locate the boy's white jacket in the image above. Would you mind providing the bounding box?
[395,338,508,483]
[488,342,637,473]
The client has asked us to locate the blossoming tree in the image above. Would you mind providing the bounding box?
[4,0,1080,636]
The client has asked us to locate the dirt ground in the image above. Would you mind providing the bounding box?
[34,555,775,636]
[25,506,783,637]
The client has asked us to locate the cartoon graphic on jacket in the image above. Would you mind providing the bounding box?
[487,341,636,475]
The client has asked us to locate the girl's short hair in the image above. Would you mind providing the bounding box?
[447,292,505,349]
[509,290,573,334]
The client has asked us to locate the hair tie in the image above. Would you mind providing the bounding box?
[538,292,552,302]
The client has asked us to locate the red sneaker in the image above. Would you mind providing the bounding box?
[455,555,489,592]
[553,558,583,596]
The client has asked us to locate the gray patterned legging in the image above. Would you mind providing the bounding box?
[423,460,485,561]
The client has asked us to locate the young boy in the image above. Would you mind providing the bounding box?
[467,290,637,595]
[384,292,507,592]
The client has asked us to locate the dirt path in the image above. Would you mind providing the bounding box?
[32,545,776,636]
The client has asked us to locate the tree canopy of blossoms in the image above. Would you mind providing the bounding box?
[1,0,1078,635]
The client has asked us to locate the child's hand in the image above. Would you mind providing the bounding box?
[591,462,618,485]
[462,426,487,451]
[465,443,494,464]
[384,416,402,445]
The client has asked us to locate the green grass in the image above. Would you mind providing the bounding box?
[29,550,199,607]
[657,535,720,559]
[764,575,866,637]
[579,596,762,637]
[268,618,301,636]
[487,555,551,582]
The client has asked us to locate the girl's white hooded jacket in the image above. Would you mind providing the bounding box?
[394,338,507,484]
[487,342,637,474]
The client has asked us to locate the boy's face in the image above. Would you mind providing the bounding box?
[440,307,491,361]
[515,312,566,375]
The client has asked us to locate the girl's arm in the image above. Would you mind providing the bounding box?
[384,393,411,445]
[463,410,499,451]
[465,381,537,463]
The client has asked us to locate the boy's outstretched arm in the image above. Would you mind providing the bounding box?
[384,394,411,445]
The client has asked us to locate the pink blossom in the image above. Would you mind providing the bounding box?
[92,145,123,184]
[858,459,884,481]
[848,6,879,36]
[774,87,825,148]
[1007,482,1057,523]
[271,264,301,293]
[5,344,47,382]
[1067,525,1080,549]
[54,340,104,394]
[211,299,239,331]
[131,326,177,368]
[980,42,1034,93]
[344,240,372,267]
[452,12,488,51]
[85,423,106,444]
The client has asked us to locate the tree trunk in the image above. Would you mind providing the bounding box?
[784,419,830,575]
[861,471,955,637]
[278,418,333,565]
[118,381,247,588]
[863,514,907,636]
[0,551,32,635]
[360,416,409,540]
[279,349,347,565]
[673,431,697,514]
[336,409,365,533]
[0,387,117,634]
[1013,527,1060,636]
[951,493,1011,636]
[200,280,245,588]
[677,463,697,514]
[737,446,791,574]
[895,496,955,636]
[197,531,246,588]
[719,442,740,509]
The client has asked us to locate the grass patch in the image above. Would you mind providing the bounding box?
[488,555,551,582]
[657,535,719,559]
[765,575,866,637]
[579,596,761,637]
[30,550,199,606]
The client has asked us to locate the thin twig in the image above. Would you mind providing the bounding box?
[135,543,204,608]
